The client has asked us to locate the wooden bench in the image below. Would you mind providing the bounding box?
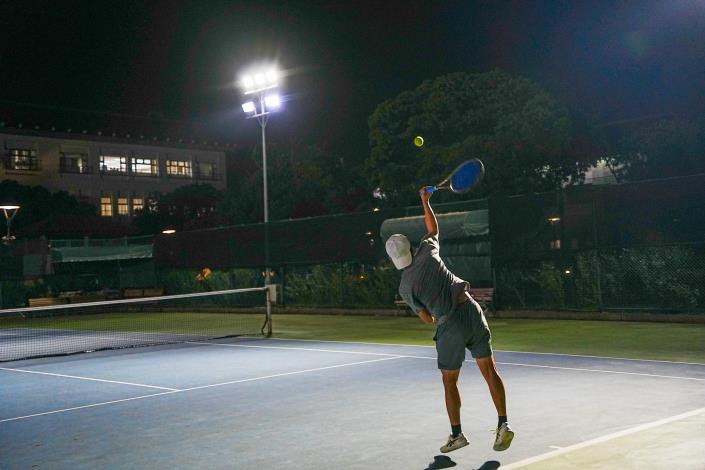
[469,287,495,312]
[393,287,495,315]
[394,299,411,316]
[122,288,165,298]
[28,297,69,307]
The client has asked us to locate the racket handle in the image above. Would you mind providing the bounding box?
[426,186,437,193]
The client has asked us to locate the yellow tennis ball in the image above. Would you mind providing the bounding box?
[414,136,424,147]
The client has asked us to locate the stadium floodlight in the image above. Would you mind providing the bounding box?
[1,204,20,244]
[161,228,176,235]
[240,66,279,95]
[238,64,283,286]
[241,101,256,114]
[264,94,281,109]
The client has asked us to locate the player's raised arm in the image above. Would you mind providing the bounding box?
[420,186,439,238]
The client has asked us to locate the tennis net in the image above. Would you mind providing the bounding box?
[0,286,275,362]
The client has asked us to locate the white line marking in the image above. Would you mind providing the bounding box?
[496,348,705,366]
[0,356,404,423]
[0,391,179,423]
[0,367,179,391]
[180,356,403,392]
[496,361,705,382]
[191,341,704,381]
[258,337,705,366]
[502,406,705,469]
[187,341,431,358]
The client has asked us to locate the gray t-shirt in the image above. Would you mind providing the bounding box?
[398,234,470,321]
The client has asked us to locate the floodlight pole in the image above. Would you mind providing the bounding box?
[241,81,277,286]
[258,93,270,225]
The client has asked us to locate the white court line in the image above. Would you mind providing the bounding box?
[0,356,403,424]
[0,367,179,391]
[0,391,178,423]
[179,356,402,392]
[186,341,433,359]
[501,406,705,469]
[256,337,705,366]
[497,361,705,382]
[191,341,705,382]
[496,348,705,366]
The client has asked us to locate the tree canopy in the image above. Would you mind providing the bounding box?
[599,114,705,183]
[365,69,586,206]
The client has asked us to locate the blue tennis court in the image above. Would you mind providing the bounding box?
[2,337,704,469]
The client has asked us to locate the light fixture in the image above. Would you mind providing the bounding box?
[264,94,281,109]
[241,101,256,113]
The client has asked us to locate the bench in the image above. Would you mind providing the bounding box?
[122,288,165,298]
[28,297,69,307]
[393,287,495,315]
[469,287,495,313]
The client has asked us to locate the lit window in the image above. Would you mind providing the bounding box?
[166,160,192,177]
[60,153,89,174]
[100,196,113,217]
[132,157,158,176]
[117,197,129,215]
[100,155,127,173]
[132,197,144,213]
[7,149,39,170]
[197,162,217,179]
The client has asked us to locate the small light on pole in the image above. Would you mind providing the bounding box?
[1,204,20,244]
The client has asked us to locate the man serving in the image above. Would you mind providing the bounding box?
[385,187,514,453]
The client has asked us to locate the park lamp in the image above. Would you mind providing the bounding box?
[1,204,20,244]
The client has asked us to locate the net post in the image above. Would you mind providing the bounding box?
[263,283,277,337]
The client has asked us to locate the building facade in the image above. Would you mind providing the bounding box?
[0,131,227,218]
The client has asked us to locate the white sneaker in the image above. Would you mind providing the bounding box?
[493,422,514,451]
[440,432,469,453]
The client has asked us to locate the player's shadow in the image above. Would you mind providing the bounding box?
[423,455,457,469]
[475,462,500,470]
[423,457,501,470]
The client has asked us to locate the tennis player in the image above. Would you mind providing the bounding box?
[385,187,514,453]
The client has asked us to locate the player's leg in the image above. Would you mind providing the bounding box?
[466,298,514,451]
[436,324,469,453]
[475,355,506,417]
[475,355,513,450]
[441,368,462,426]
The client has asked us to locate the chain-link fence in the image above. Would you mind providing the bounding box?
[495,243,705,312]
[3,174,704,313]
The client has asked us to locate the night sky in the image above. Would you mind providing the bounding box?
[2,0,704,154]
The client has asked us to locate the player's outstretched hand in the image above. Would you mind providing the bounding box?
[419,186,433,202]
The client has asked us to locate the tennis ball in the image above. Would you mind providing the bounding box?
[414,136,424,147]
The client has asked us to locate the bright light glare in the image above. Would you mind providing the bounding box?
[241,75,254,90]
[240,66,280,92]
[0,205,20,210]
[264,94,281,109]
[162,229,176,234]
[241,101,256,113]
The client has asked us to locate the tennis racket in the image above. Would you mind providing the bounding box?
[426,159,485,193]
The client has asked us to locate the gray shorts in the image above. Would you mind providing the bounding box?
[435,298,492,370]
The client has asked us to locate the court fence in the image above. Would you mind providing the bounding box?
[2,173,705,315]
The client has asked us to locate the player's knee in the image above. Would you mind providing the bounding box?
[441,370,460,387]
